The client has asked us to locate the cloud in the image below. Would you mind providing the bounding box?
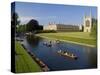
[19,16,40,24]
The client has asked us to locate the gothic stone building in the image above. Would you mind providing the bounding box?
[83,13,92,32]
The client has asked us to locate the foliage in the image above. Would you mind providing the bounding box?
[16,24,26,33]
[36,30,57,33]
[90,18,97,38]
[11,12,20,26]
[26,19,43,32]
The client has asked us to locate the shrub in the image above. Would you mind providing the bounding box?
[36,30,57,33]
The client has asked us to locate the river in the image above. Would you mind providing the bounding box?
[20,35,97,71]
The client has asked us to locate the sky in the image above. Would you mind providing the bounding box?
[14,2,97,26]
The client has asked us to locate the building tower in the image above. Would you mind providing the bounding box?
[83,11,92,32]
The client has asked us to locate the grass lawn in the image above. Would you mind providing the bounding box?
[37,32,96,46]
[15,41,42,73]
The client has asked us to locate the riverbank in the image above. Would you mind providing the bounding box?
[15,41,42,73]
[36,34,96,47]
[21,43,50,71]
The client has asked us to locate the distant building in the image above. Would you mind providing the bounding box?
[83,12,92,32]
[44,24,57,31]
[43,23,81,32]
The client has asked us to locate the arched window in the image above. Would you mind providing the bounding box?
[86,20,90,27]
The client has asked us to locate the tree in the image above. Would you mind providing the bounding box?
[90,18,97,37]
[26,19,39,32]
[38,25,43,30]
[16,25,26,33]
[11,12,20,26]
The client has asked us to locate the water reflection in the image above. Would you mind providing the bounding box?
[23,35,97,71]
[26,35,41,47]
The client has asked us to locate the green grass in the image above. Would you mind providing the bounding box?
[15,41,42,73]
[37,32,96,46]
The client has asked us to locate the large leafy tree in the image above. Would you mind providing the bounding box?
[26,19,39,32]
[16,19,43,33]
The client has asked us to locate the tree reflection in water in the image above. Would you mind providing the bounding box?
[26,35,41,47]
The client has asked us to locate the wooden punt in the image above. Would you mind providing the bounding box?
[57,50,78,60]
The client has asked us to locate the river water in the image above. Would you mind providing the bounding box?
[21,35,97,71]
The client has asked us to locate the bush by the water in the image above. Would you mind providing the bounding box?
[36,30,57,33]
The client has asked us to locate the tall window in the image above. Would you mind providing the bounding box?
[86,20,90,27]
